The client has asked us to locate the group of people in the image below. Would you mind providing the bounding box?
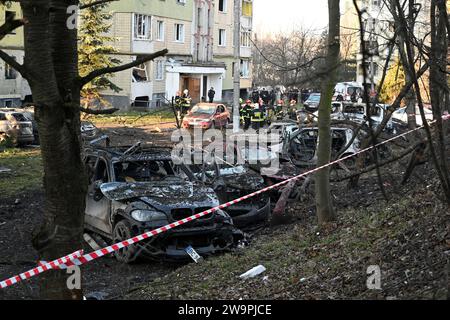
[238,98,297,131]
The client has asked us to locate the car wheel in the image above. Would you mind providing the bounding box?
[113,220,138,263]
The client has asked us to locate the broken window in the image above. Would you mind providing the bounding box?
[5,11,16,34]
[4,57,17,80]
[240,59,250,78]
[132,56,149,82]
[134,14,151,40]
[218,0,226,12]
[155,60,164,80]
[240,31,251,47]
[174,23,184,42]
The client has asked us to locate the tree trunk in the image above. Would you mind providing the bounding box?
[315,0,340,224]
[22,0,87,299]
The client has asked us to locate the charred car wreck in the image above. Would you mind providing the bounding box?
[83,144,269,263]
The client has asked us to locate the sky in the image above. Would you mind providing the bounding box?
[253,0,329,37]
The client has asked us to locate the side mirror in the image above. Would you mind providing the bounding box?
[93,180,104,201]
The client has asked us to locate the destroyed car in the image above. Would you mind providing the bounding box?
[179,149,271,230]
[284,126,361,168]
[83,145,239,263]
[0,110,34,145]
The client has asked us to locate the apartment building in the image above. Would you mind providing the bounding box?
[341,0,431,89]
[213,0,254,101]
[105,0,254,109]
[0,3,31,108]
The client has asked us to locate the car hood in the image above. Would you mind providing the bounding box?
[100,179,219,208]
[185,114,213,121]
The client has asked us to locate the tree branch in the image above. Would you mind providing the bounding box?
[0,18,26,42]
[77,49,169,87]
[80,0,119,10]
[0,49,31,80]
[79,106,119,115]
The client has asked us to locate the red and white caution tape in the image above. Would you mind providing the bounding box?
[1,115,449,289]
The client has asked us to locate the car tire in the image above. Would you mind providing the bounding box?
[113,220,138,263]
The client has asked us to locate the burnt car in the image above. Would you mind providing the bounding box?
[182,103,231,130]
[0,109,34,146]
[284,126,362,168]
[179,149,271,230]
[83,144,239,263]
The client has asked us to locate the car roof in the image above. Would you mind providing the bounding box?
[194,103,225,107]
[85,145,173,162]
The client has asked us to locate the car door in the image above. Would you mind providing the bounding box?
[85,156,113,235]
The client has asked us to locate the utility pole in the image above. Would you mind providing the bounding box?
[233,0,241,133]
[370,17,376,98]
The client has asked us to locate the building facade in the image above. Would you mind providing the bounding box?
[341,0,431,90]
[105,0,254,109]
[0,3,31,108]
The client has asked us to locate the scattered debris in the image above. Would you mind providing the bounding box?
[0,167,11,174]
[239,265,266,279]
[83,233,102,251]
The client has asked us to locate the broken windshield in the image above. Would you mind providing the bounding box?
[114,160,176,183]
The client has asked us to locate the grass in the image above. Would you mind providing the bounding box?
[127,184,448,300]
[0,148,42,197]
[89,110,176,127]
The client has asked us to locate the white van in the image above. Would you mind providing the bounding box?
[333,82,364,102]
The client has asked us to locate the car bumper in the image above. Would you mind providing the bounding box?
[132,219,239,261]
[225,199,271,230]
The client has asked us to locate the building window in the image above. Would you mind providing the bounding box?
[174,23,184,42]
[218,29,226,46]
[134,14,151,40]
[240,31,251,47]
[242,0,253,17]
[219,0,226,12]
[240,59,250,78]
[5,11,16,35]
[155,60,164,80]
[4,58,17,80]
[156,20,164,41]
[132,56,149,82]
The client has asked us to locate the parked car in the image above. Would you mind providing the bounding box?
[83,145,240,263]
[0,110,34,146]
[333,82,364,102]
[182,103,231,130]
[303,93,321,112]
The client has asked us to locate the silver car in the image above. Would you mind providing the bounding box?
[0,110,34,145]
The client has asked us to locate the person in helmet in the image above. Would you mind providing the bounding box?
[251,103,265,132]
[240,100,253,130]
[180,89,192,117]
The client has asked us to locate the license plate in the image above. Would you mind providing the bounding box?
[185,246,203,263]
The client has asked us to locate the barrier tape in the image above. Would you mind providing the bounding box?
[1,115,449,289]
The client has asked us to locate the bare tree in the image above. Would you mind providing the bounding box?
[0,0,167,298]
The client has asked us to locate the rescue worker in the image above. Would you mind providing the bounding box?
[174,91,183,120]
[275,99,285,120]
[240,100,253,130]
[266,103,275,126]
[251,103,265,132]
[289,99,297,120]
[180,89,192,117]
